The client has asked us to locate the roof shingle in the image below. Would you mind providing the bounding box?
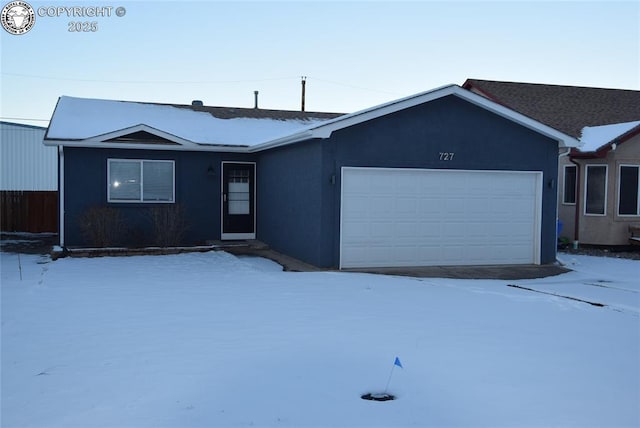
[462,79,640,138]
[170,102,343,121]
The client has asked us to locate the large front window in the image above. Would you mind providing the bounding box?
[108,159,174,203]
[585,165,607,215]
[619,165,640,216]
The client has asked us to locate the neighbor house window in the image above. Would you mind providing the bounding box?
[563,165,577,204]
[619,165,640,216]
[108,159,175,203]
[585,165,607,215]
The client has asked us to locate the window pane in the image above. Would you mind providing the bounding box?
[228,169,250,214]
[563,165,576,204]
[619,166,639,215]
[585,166,606,215]
[110,161,141,201]
[143,161,174,201]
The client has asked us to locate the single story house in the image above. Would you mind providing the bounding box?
[462,79,640,247]
[44,84,579,268]
[1,121,58,232]
[566,121,640,245]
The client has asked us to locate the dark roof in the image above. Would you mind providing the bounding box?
[170,102,344,121]
[462,79,640,138]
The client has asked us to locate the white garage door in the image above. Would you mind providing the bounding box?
[340,167,542,268]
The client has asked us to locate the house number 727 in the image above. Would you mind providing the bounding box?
[439,152,455,161]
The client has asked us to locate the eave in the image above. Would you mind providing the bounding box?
[43,124,251,152]
[571,123,640,159]
[251,85,580,151]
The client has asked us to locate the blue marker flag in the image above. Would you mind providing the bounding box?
[394,357,403,368]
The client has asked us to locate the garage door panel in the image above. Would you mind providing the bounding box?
[340,168,541,268]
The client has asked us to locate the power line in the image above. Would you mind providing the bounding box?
[2,72,402,96]
[306,76,403,96]
[1,72,301,85]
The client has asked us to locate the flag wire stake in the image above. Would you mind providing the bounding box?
[383,357,402,393]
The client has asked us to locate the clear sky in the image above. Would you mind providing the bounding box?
[1,0,638,127]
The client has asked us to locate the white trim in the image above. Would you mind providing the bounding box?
[44,124,250,152]
[534,172,543,264]
[339,169,345,269]
[43,139,249,152]
[83,124,195,146]
[107,159,175,203]
[339,167,543,268]
[251,85,580,152]
[562,164,577,205]
[584,164,608,216]
[220,161,256,240]
[45,85,580,153]
[59,146,65,247]
[617,164,640,217]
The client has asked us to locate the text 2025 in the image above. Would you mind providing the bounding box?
[68,22,98,32]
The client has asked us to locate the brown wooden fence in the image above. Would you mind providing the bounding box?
[0,191,58,233]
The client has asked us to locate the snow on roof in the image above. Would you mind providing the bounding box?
[579,120,640,152]
[46,87,580,152]
[46,96,331,147]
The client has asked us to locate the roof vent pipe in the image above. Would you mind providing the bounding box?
[191,100,203,106]
[254,91,259,109]
[301,76,306,112]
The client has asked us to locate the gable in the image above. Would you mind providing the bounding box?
[327,94,561,166]
[44,96,336,150]
[104,130,181,146]
[251,85,580,151]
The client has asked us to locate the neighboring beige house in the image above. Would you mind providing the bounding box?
[560,122,640,245]
[462,79,640,246]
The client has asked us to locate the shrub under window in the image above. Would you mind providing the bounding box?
[108,159,174,203]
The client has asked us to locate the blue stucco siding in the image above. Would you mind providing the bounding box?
[253,95,559,267]
[256,140,326,265]
[329,95,559,266]
[63,94,561,268]
[63,147,254,247]
[327,96,557,170]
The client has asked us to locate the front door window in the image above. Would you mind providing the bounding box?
[222,163,255,239]
[228,169,250,215]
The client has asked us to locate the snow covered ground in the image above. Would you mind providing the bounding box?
[1,250,638,427]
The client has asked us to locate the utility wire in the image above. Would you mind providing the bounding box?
[1,72,301,84]
[306,76,403,96]
[2,72,401,96]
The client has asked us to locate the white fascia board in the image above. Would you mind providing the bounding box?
[251,84,580,151]
[43,139,249,152]
[82,124,195,146]
[44,123,250,152]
